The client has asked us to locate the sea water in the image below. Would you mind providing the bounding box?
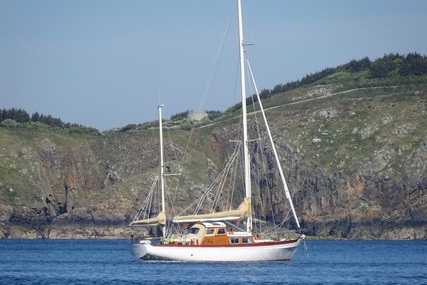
[0,239,426,284]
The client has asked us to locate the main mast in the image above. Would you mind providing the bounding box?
[237,0,252,233]
[158,104,166,239]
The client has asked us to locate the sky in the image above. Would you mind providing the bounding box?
[1,0,427,131]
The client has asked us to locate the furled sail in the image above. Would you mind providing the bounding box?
[130,211,166,226]
[172,197,251,223]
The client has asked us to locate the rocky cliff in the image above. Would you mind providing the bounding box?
[1,81,426,240]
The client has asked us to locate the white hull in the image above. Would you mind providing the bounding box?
[130,236,303,262]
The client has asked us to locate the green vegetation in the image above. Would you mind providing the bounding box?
[0,108,101,135]
[225,52,427,114]
[0,164,35,204]
[3,53,427,135]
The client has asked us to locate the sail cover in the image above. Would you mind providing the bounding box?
[130,211,166,226]
[173,197,251,223]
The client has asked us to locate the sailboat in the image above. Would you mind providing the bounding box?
[129,0,304,262]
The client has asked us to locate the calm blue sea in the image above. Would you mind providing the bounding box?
[0,239,426,285]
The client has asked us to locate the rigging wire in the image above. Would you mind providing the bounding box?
[246,71,265,235]
[167,4,237,223]
[171,3,243,220]
[245,55,301,230]
[163,126,183,215]
[196,3,236,112]
[133,176,157,221]
[175,143,241,217]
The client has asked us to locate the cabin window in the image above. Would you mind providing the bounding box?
[242,237,251,244]
[217,228,226,235]
[206,229,214,235]
[230,237,239,244]
[186,228,199,235]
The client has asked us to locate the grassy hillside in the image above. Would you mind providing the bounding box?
[1,53,426,239]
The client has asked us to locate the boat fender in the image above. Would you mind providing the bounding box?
[190,237,199,245]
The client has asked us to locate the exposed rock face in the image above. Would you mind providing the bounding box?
[1,84,426,240]
[0,132,156,239]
